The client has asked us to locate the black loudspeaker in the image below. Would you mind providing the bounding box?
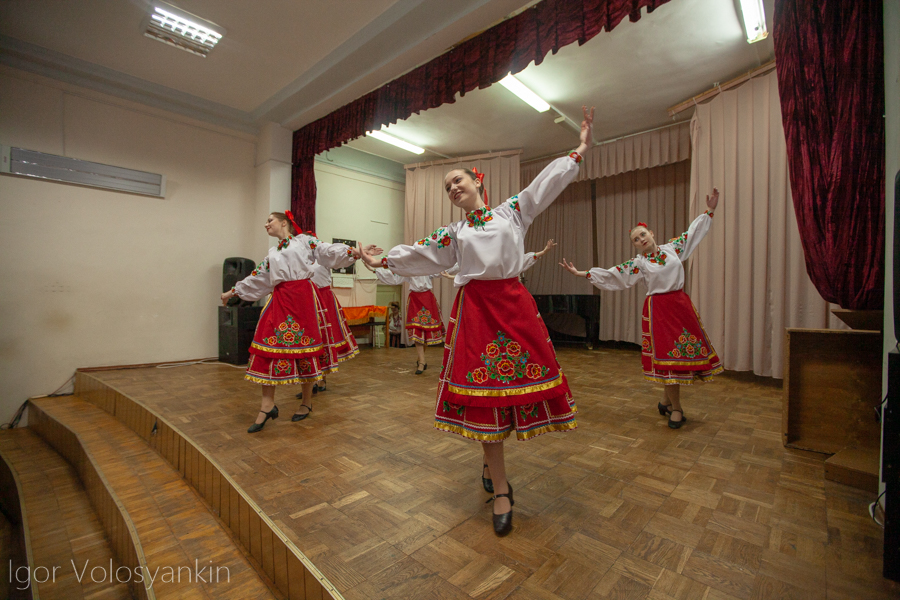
[223,257,257,307]
[893,170,900,341]
[218,306,262,365]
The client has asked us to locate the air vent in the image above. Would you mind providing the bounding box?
[1,146,166,197]
[144,1,225,58]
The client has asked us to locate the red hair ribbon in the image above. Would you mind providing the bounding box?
[629,222,648,234]
[472,167,488,207]
[284,210,303,235]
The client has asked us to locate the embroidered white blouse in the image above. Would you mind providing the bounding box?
[446,251,538,279]
[587,212,713,296]
[384,156,581,286]
[234,235,355,302]
[373,268,438,292]
[310,261,333,288]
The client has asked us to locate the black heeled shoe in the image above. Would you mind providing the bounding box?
[668,409,687,429]
[485,483,514,537]
[657,402,672,416]
[247,405,278,433]
[415,361,427,375]
[291,404,312,422]
[482,464,493,494]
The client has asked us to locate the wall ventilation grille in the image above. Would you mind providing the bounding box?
[1,146,166,197]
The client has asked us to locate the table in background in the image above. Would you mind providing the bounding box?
[342,305,388,347]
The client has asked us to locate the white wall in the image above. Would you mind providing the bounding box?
[314,160,405,307]
[0,66,265,423]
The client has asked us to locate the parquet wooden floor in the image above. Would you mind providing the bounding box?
[29,396,279,599]
[85,346,899,600]
[0,428,132,599]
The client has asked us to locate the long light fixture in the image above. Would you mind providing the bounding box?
[145,1,225,57]
[367,130,425,154]
[499,74,550,112]
[737,0,768,44]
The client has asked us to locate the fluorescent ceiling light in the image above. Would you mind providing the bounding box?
[367,130,425,154]
[145,2,225,57]
[499,74,550,112]
[737,0,768,44]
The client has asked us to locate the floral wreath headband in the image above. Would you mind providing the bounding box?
[629,222,649,235]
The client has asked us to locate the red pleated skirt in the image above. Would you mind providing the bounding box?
[434,278,576,442]
[244,279,332,385]
[406,290,445,346]
[641,290,723,385]
[314,284,359,364]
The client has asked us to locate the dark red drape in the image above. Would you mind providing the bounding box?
[291,0,673,232]
[773,0,885,309]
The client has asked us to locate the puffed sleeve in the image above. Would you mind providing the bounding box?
[307,235,356,270]
[373,268,406,286]
[587,258,644,291]
[505,155,581,229]
[520,252,538,273]
[234,257,274,301]
[668,212,713,261]
[385,225,459,277]
[445,263,460,276]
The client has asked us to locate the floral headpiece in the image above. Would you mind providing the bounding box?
[472,167,488,207]
[284,210,303,235]
[630,221,649,234]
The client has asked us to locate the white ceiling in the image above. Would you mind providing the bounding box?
[0,0,775,163]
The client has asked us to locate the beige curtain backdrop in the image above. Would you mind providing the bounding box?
[401,150,521,343]
[522,180,595,296]
[688,69,840,379]
[520,121,691,184]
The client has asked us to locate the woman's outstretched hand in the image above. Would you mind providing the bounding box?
[220,289,235,306]
[535,239,557,258]
[706,187,719,211]
[559,258,588,278]
[358,243,385,268]
[575,105,595,155]
[351,244,382,261]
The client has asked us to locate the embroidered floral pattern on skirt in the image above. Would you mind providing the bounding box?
[406,290,445,346]
[641,290,723,385]
[434,278,577,442]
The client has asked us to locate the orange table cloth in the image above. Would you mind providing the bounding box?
[342,305,387,326]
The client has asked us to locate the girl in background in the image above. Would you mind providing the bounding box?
[221,212,379,432]
[559,188,722,429]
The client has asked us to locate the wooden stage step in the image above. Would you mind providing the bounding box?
[28,395,279,599]
[0,427,131,599]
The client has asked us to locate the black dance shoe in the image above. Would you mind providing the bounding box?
[486,484,514,537]
[415,361,427,375]
[657,402,672,416]
[291,404,312,422]
[247,405,278,434]
[482,464,493,494]
[668,409,687,429]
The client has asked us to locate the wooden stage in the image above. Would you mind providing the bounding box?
[84,345,897,600]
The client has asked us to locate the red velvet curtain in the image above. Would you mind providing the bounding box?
[291,0,673,232]
[773,0,885,309]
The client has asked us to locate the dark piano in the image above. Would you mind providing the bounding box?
[531,294,600,349]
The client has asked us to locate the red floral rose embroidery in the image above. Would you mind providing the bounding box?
[497,359,515,378]
[300,336,312,346]
[485,343,500,358]
[469,368,488,384]
[506,341,521,357]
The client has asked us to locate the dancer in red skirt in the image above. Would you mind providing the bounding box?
[559,188,722,429]
[310,261,360,389]
[363,262,444,374]
[220,212,378,433]
[359,106,594,536]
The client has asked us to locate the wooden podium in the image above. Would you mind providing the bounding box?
[782,310,883,492]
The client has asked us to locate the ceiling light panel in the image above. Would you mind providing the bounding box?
[367,130,425,154]
[737,0,768,44]
[499,74,550,112]
[145,2,225,57]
